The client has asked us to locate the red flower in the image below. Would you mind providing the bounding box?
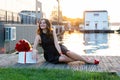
[15,39,32,52]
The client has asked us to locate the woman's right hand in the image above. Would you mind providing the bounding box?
[32,49,38,59]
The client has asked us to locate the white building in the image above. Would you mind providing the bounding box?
[84,10,109,30]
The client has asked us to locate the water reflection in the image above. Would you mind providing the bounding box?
[83,33,108,54]
[62,31,120,56]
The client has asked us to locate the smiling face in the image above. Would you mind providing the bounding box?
[37,18,51,34]
[39,19,47,30]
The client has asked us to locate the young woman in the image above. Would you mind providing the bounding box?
[32,18,99,65]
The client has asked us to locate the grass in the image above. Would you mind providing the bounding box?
[0,68,119,80]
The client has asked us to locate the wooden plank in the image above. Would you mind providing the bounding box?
[0,54,120,74]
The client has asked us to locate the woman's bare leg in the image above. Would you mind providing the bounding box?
[59,54,85,65]
[59,54,74,63]
[66,51,94,64]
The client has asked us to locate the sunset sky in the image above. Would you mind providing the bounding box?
[42,0,120,22]
[0,0,120,22]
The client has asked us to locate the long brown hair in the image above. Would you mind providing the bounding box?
[37,18,53,38]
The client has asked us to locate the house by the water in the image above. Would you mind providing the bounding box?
[80,10,114,33]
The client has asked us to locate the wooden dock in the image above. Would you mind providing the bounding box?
[79,30,115,33]
[0,53,120,74]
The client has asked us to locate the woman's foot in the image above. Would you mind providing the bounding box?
[86,58,99,65]
[94,59,99,64]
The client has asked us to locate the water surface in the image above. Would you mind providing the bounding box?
[62,31,120,56]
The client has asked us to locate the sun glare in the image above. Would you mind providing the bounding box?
[63,32,85,55]
[0,0,120,22]
[60,0,83,18]
[60,0,120,22]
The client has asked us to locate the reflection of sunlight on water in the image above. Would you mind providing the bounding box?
[62,31,85,55]
[62,31,120,56]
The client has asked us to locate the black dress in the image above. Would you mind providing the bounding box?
[40,32,69,64]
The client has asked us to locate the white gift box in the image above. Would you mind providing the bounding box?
[18,51,37,64]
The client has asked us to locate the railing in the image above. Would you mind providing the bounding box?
[0,9,20,24]
[0,9,37,24]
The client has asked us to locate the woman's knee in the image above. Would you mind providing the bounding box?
[59,56,66,62]
[59,55,71,62]
[66,51,72,55]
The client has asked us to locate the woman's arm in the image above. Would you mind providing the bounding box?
[32,34,41,58]
[33,34,41,50]
[53,27,62,55]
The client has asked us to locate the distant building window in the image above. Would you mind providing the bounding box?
[86,23,89,26]
[95,21,98,23]
[86,21,90,26]
[94,13,99,16]
[103,21,107,23]
[95,23,97,29]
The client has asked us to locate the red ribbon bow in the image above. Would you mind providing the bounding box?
[15,39,32,52]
